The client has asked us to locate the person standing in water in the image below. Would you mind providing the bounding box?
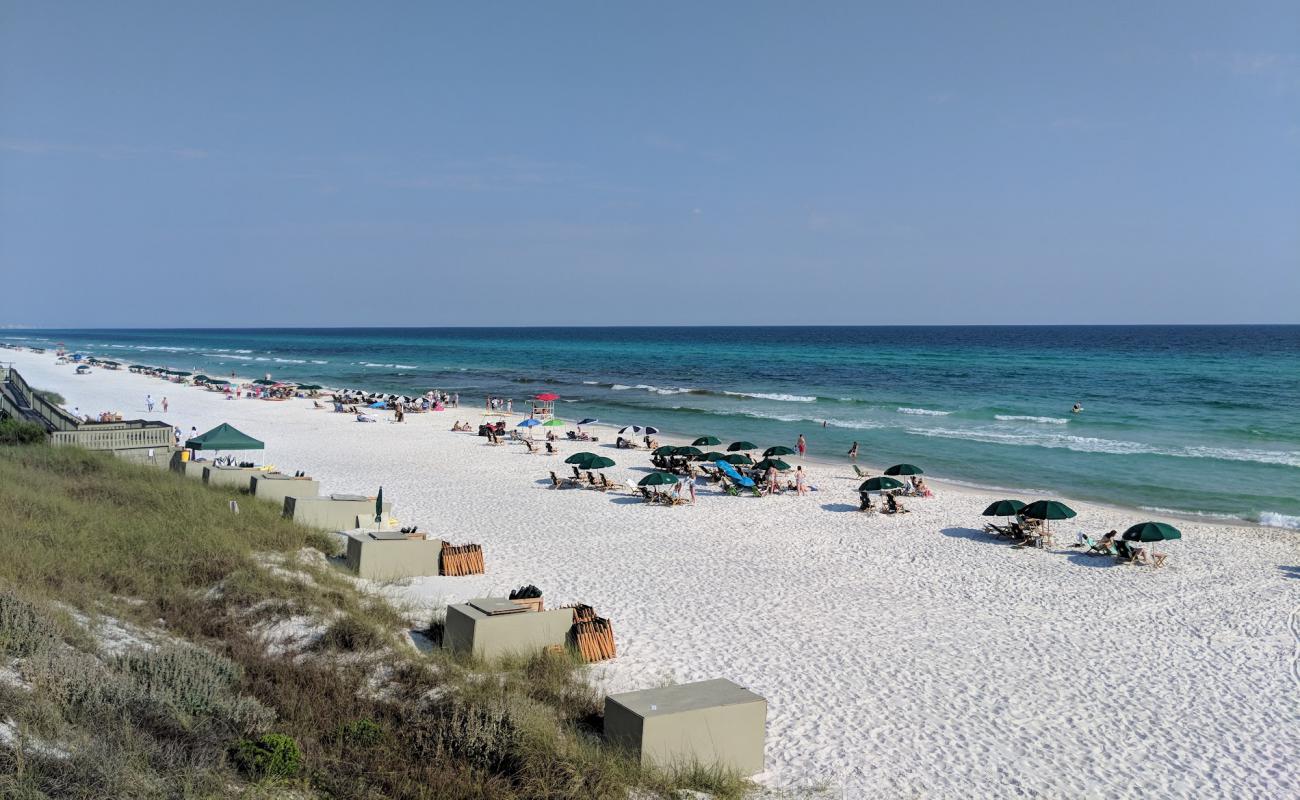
[1072,402,1084,414]
[847,441,859,461]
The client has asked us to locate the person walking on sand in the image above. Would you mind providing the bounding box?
[797,433,807,458]
[162,397,169,413]
[847,441,859,461]
[145,394,154,412]
[795,465,808,495]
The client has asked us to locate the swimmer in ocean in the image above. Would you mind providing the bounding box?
[1072,402,1083,413]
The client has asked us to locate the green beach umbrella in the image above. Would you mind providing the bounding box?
[253,378,276,385]
[860,476,906,493]
[754,458,791,472]
[192,375,213,383]
[724,452,754,466]
[583,455,616,470]
[297,384,323,391]
[982,499,1026,517]
[375,487,384,525]
[763,445,796,457]
[675,446,703,458]
[638,472,679,487]
[727,441,757,452]
[700,451,729,462]
[1122,521,1182,542]
[565,451,599,465]
[1020,500,1077,521]
[884,464,924,476]
[543,418,566,427]
[652,445,679,456]
[692,435,721,447]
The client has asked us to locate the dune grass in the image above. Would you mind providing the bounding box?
[0,443,753,799]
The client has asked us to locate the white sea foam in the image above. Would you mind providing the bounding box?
[1258,512,1300,530]
[724,391,817,402]
[897,407,951,416]
[995,415,1070,424]
[910,427,1300,467]
[582,380,601,385]
[272,358,307,364]
[610,384,632,391]
[1138,506,1244,523]
[234,349,253,354]
[310,360,329,364]
[634,384,695,395]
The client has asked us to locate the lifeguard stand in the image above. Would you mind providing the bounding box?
[530,393,558,419]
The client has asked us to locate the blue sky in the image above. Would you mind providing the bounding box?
[2,2,1296,326]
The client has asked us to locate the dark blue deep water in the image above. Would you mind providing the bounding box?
[9,326,1299,528]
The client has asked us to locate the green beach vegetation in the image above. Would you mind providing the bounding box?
[0,441,750,799]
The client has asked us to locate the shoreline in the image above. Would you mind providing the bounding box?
[4,345,1298,796]
[3,343,1278,533]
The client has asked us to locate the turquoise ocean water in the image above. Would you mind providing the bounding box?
[7,326,1298,529]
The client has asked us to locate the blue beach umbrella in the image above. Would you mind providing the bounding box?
[368,401,386,408]
[517,418,542,427]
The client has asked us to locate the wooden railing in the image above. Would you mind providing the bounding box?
[50,423,175,451]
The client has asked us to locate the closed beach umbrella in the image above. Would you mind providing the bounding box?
[1020,500,1077,520]
[1122,521,1182,542]
[860,476,905,493]
[725,452,754,466]
[763,445,796,457]
[517,418,542,427]
[584,455,616,470]
[638,472,678,487]
[375,487,384,525]
[727,441,757,452]
[884,464,924,476]
[982,499,1026,517]
[692,435,721,447]
[565,451,598,465]
[755,458,791,472]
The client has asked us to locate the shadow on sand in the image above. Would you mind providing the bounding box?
[1278,565,1300,580]
[940,526,1003,544]
[820,503,859,513]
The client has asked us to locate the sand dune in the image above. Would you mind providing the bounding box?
[9,349,1299,799]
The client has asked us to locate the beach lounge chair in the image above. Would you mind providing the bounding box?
[1082,536,1113,556]
[853,465,867,478]
[523,439,539,454]
[586,471,603,489]
[549,471,578,489]
[599,474,620,492]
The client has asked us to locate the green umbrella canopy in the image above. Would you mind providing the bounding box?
[638,472,679,487]
[564,451,599,465]
[1020,500,1077,520]
[860,476,906,492]
[727,441,757,452]
[252,378,277,385]
[542,418,566,427]
[755,458,791,471]
[171,371,193,377]
[692,435,722,447]
[725,452,754,465]
[192,375,213,383]
[700,451,729,462]
[884,464,924,476]
[584,455,616,470]
[652,445,679,456]
[1122,521,1182,542]
[185,423,264,451]
[675,446,704,458]
[982,499,1026,517]
[297,384,323,391]
[763,445,796,457]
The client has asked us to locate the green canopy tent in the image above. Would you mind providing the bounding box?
[185,423,265,452]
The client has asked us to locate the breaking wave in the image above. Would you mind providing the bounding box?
[897,407,951,416]
[995,415,1070,424]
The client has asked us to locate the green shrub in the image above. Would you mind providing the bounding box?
[338,718,383,748]
[0,591,58,657]
[114,645,274,735]
[230,732,302,779]
[0,418,47,446]
[33,388,65,406]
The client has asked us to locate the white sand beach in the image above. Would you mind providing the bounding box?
[8,349,1299,799]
